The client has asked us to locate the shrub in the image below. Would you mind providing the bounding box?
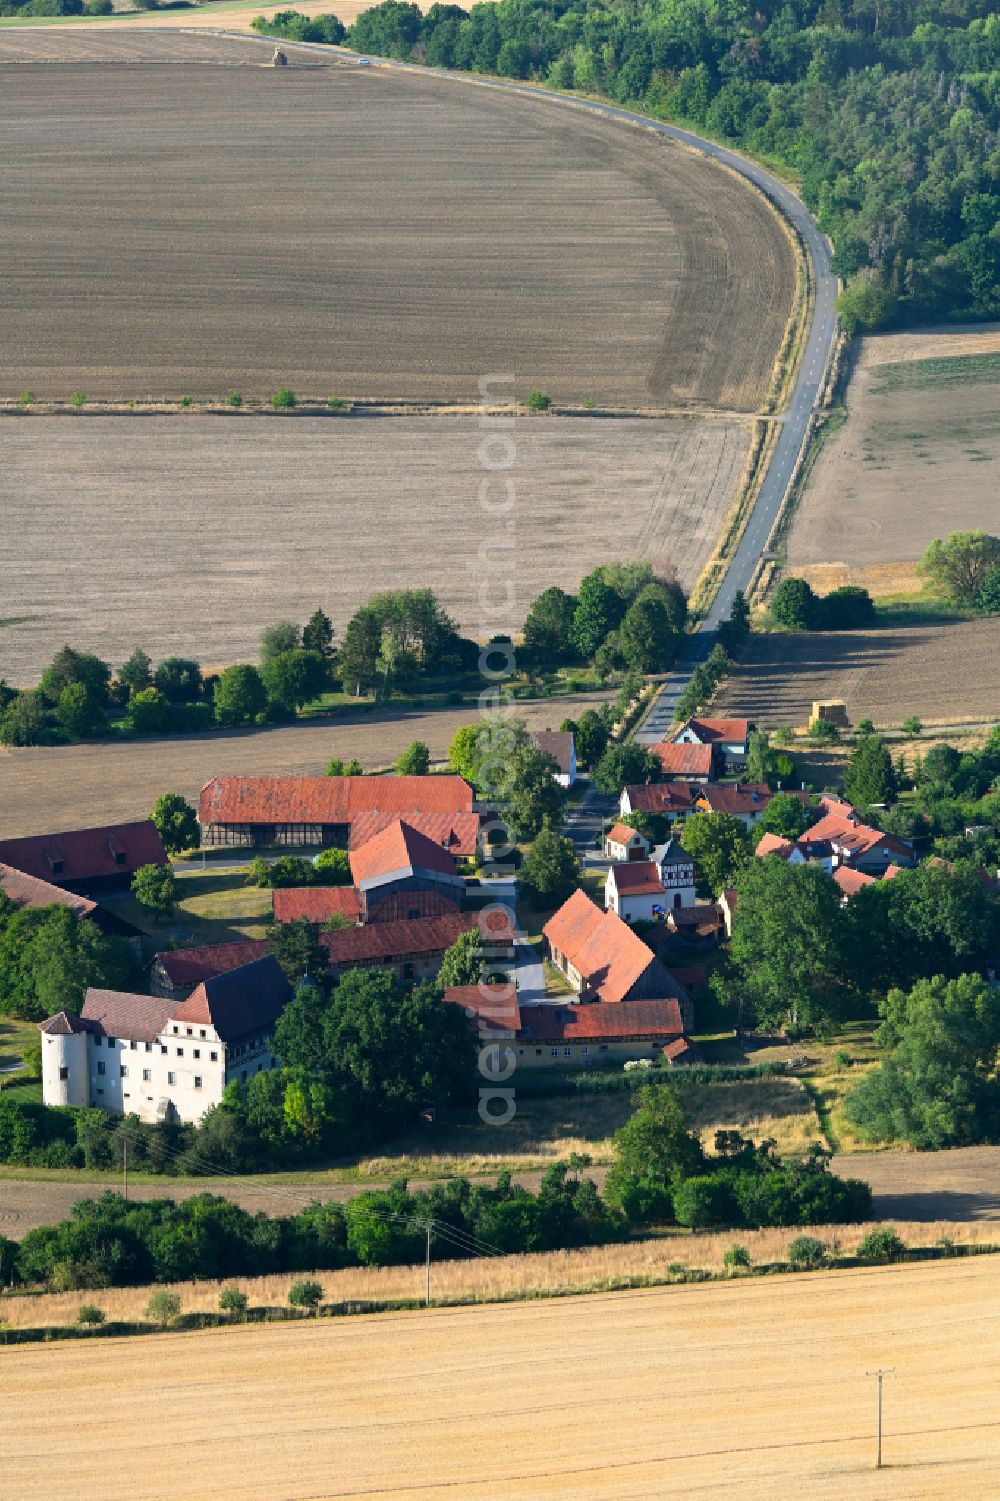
[821,585,875,629]
[288,1278,323,1311]
[834,1049,852,1069]
[17,390,34,407]
[84,0,114,12]
[145,1290,181,1326]
[526,390,551,411]
[788,1234,826,1269]
[272,387,296,409]
[219,1287,249,1318]
[857,718,875,736]
[227,391,243,407]
[723,1243,751,1271]
[69,390,87,407]
[857,1226,906,1263]
[328,396,346,410]
[902,716,923,736]
[179,395,193,408]
[77,1304,105,1326]
[806,718,840,744]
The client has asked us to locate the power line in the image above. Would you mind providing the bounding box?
[865,1367,894,1470]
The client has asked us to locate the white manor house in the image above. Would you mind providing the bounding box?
[39,956,289,1125]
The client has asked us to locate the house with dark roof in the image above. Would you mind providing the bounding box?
[0,861,145,947]
[619,782,699,821]
[530,729,577,788]
[0,820,167,895]
[39,956,290,1124]
[672,716,753,769]
[321,910,479,984]
[543,890,693,1028]
[694,781,775,827]
[198,774,476,853]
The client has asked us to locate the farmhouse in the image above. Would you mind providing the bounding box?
[0,820,166,894]
[647,742,717,781]
[620,782,698,821]
[604,822,650,862]
[543,889,692,1026]
[0,861,145,947]
[694,782,775,827]
[801,797,915,873]
[672,716,752,769]
[349,818,465,923]
[530,729,577,788]
[198,774,477,853]
[515,998,687,1069]
[39,956,290,1125]
[604,840,697,923]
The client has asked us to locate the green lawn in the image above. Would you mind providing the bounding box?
[100,867,273,952]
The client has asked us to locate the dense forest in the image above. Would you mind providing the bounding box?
[260,0,1000,328]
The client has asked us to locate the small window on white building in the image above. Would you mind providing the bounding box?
[143,1068,151,1081]
[59,1066,69,1081]
[186,1027,193,1036]
[194,1076,203,1089]
[120,1065,127,1078]
[199,1029,206,1039]
[172,1026,179,1035]
[160,1044,168,1054]
[210,1051,218,1062]
[97,1061,106,1076]
[167,1071,176,1085]
[129,1040,137,1051]
[145,1042,152,1053]
[193,1049,200,1059]
[176,1048,184,1057]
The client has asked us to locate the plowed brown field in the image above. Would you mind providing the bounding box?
[0,30,793,408]
[6,1258,1000,1498]
[1,414,748,687]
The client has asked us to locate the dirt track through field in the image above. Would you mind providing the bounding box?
[0,30,793,408]
[1,415,748,686]
[0,690,609,835]
[7,1258,1000,1498]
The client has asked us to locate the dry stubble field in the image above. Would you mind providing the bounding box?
[7,1258,1000,1498]
[0,689,610,834]
[0,31,793,409]
[1,414,749,686]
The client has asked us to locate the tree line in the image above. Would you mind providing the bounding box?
[254,0,1000,330]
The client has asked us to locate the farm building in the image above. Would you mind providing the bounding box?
[349,818,465,923]
[647,742,717,781]
[443,983,521,1040]
[0,860,145,947]
[39,956,290,1124]
[322,911,480,984]
[151,939,268,1002]
[530,729,577,788]
[619,782,698,821]
[198,774,477,853]
[0,820,166,894]
[514,998,688,1069]
[543,889,692,1027]
[671,716,753,769]
[272,887,362,925]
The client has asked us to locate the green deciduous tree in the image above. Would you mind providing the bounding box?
[680,811,752,896]
[522,586,577,664]
[593,740,658,795]
[843,734,898,807]
[117,648,153,699]
[755,792,810,841]
[618,595,679,673]
[571,573,624,659]
[437,928,489,988]
[0,904,136,1021]
[261,649,328,710]
[213,664,267,727]
[56,682,105,739]
[154,658,202,703]
[918,532,1000,608]
[0,692,45,747]
[260,620,301,665]
[131,864,178,924]
[572,708,610,768]
[729,858,849,1031]
[520,823,581,909]
[396,740,431,775]
[770,577,821,630]
[126,687,171,736]
[604,1085,704,1223]
[151,793,200,855]
[268,921,326,983]
[39,646,111,709]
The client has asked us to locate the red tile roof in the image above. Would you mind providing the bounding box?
[155,939,269,990]
[543,891,681,1005]
[0,821,166,885]
[803,809,913,862]
[0,861,97,919]
[832,867,876,897]
[199,774,473,827]
[648,743,715,779]
[443,983,521,1032]
[606,822,644,847]
[272,887,361,924]
[349,819,459,886]
[673,717,750,746]
[347,809,479,858]
[172,956,290,1041]
[607,860,664,896]
[39,1010,87,1036]
[755,832,795,859]
[543,888,605,961]
[668,903,723,931]
[662,1035,700,1063]
[623,782,699,815]
[518,998,684,1042]
[695,782,772,816]
[81,987,178,1043]
[321,911,477,966]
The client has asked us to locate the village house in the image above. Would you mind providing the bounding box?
[604,822,650,862]
[151,939,268,1002]
[755,831,834,872]
[543,889,693,1028]
[198,774,477,854]
[604,840,697,923]
[694,781,776,827]
[39,956,290,1125]
[530,729,577,789]
[0,861,145,949]
[514,997,688,1069]
[647,742,717,782]
[619,782,699,822]
[321,910,479,984]
[0,820,167,895]
[800,797,915,873]
[671,716,752,770]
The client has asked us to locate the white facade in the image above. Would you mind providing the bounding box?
[43,1018,279,1125]
[604,846,697,924]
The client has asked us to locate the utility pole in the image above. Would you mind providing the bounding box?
[424,1222,432,1308]
[866,1368,894,1469]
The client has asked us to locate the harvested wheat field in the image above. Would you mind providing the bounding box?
[788,325,1000,594]
[0,690,610,835]
[713,617,1000,729]
[0,30,793,409]
[6,1256,1000,1498]
[0,414,748,686]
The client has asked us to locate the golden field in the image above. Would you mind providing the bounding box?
[5,1252,1000,1498]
